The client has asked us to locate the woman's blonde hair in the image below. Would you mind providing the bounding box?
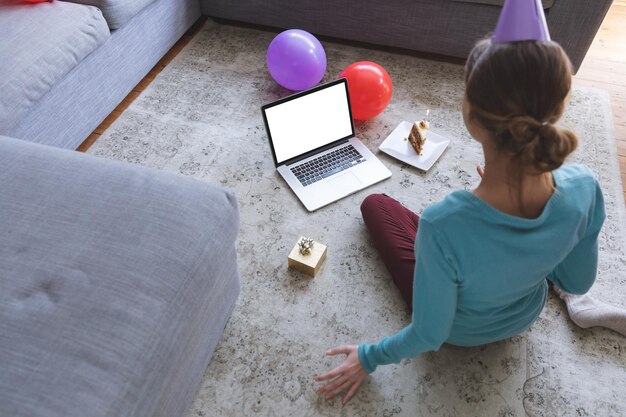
[465,39,577,181]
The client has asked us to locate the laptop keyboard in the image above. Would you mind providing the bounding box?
[290,145,365,187]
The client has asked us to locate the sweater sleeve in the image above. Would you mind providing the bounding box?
[358,219,459,374]
[549,178,606,294]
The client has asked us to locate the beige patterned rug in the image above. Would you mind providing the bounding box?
[89,19,626,417]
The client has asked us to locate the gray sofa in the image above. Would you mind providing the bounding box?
[0,0,201,149]
[0,135,240,417]
[202,0,612,73]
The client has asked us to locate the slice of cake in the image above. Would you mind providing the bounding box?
[407,120,429,155]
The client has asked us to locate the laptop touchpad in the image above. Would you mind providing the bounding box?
[326,172,362,194]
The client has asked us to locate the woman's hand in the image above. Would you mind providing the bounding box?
[314,345,368,404]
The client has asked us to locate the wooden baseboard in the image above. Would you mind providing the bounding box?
[77,16,207,152]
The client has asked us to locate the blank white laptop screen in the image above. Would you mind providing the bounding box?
[264,82,353,164]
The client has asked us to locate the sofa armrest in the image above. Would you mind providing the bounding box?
[547,0,613,72]
[0,135,240,417]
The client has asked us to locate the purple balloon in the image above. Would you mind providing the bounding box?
[266,29,327,91]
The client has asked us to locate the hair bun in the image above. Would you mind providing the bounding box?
[516,120,577,172]
[505,116,577,172]
[536,123,578,170]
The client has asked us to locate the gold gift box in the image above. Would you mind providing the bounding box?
[287,237,327,277]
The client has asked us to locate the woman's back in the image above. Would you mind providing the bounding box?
[357,164,605,375]
[421,164,605,345]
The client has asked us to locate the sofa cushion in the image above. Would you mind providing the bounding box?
[0,135,240,417]
[0,2,110,135]
[62,0,158,30]
[453,0,554,8]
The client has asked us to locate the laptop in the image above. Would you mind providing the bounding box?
[261,78,392,212]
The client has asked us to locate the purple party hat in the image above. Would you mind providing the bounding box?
[492,0,551,43]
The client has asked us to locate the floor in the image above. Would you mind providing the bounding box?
[574,2,626,202]
[78,4,626,202]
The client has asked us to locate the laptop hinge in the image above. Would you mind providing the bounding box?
[279,138,351,167]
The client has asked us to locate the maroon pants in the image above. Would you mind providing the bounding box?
[360,194,420,311]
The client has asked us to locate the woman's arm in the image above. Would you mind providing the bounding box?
[315,219,458,403]
[549,232,601,294]
[358,219,459,373]
[549,178,606,294]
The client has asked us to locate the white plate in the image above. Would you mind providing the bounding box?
[379,121,450,171]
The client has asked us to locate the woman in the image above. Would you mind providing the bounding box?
[314,37,607,404]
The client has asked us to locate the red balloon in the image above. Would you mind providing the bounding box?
[339,61,393,121]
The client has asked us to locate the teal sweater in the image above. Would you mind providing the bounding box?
[358,164,606,374]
